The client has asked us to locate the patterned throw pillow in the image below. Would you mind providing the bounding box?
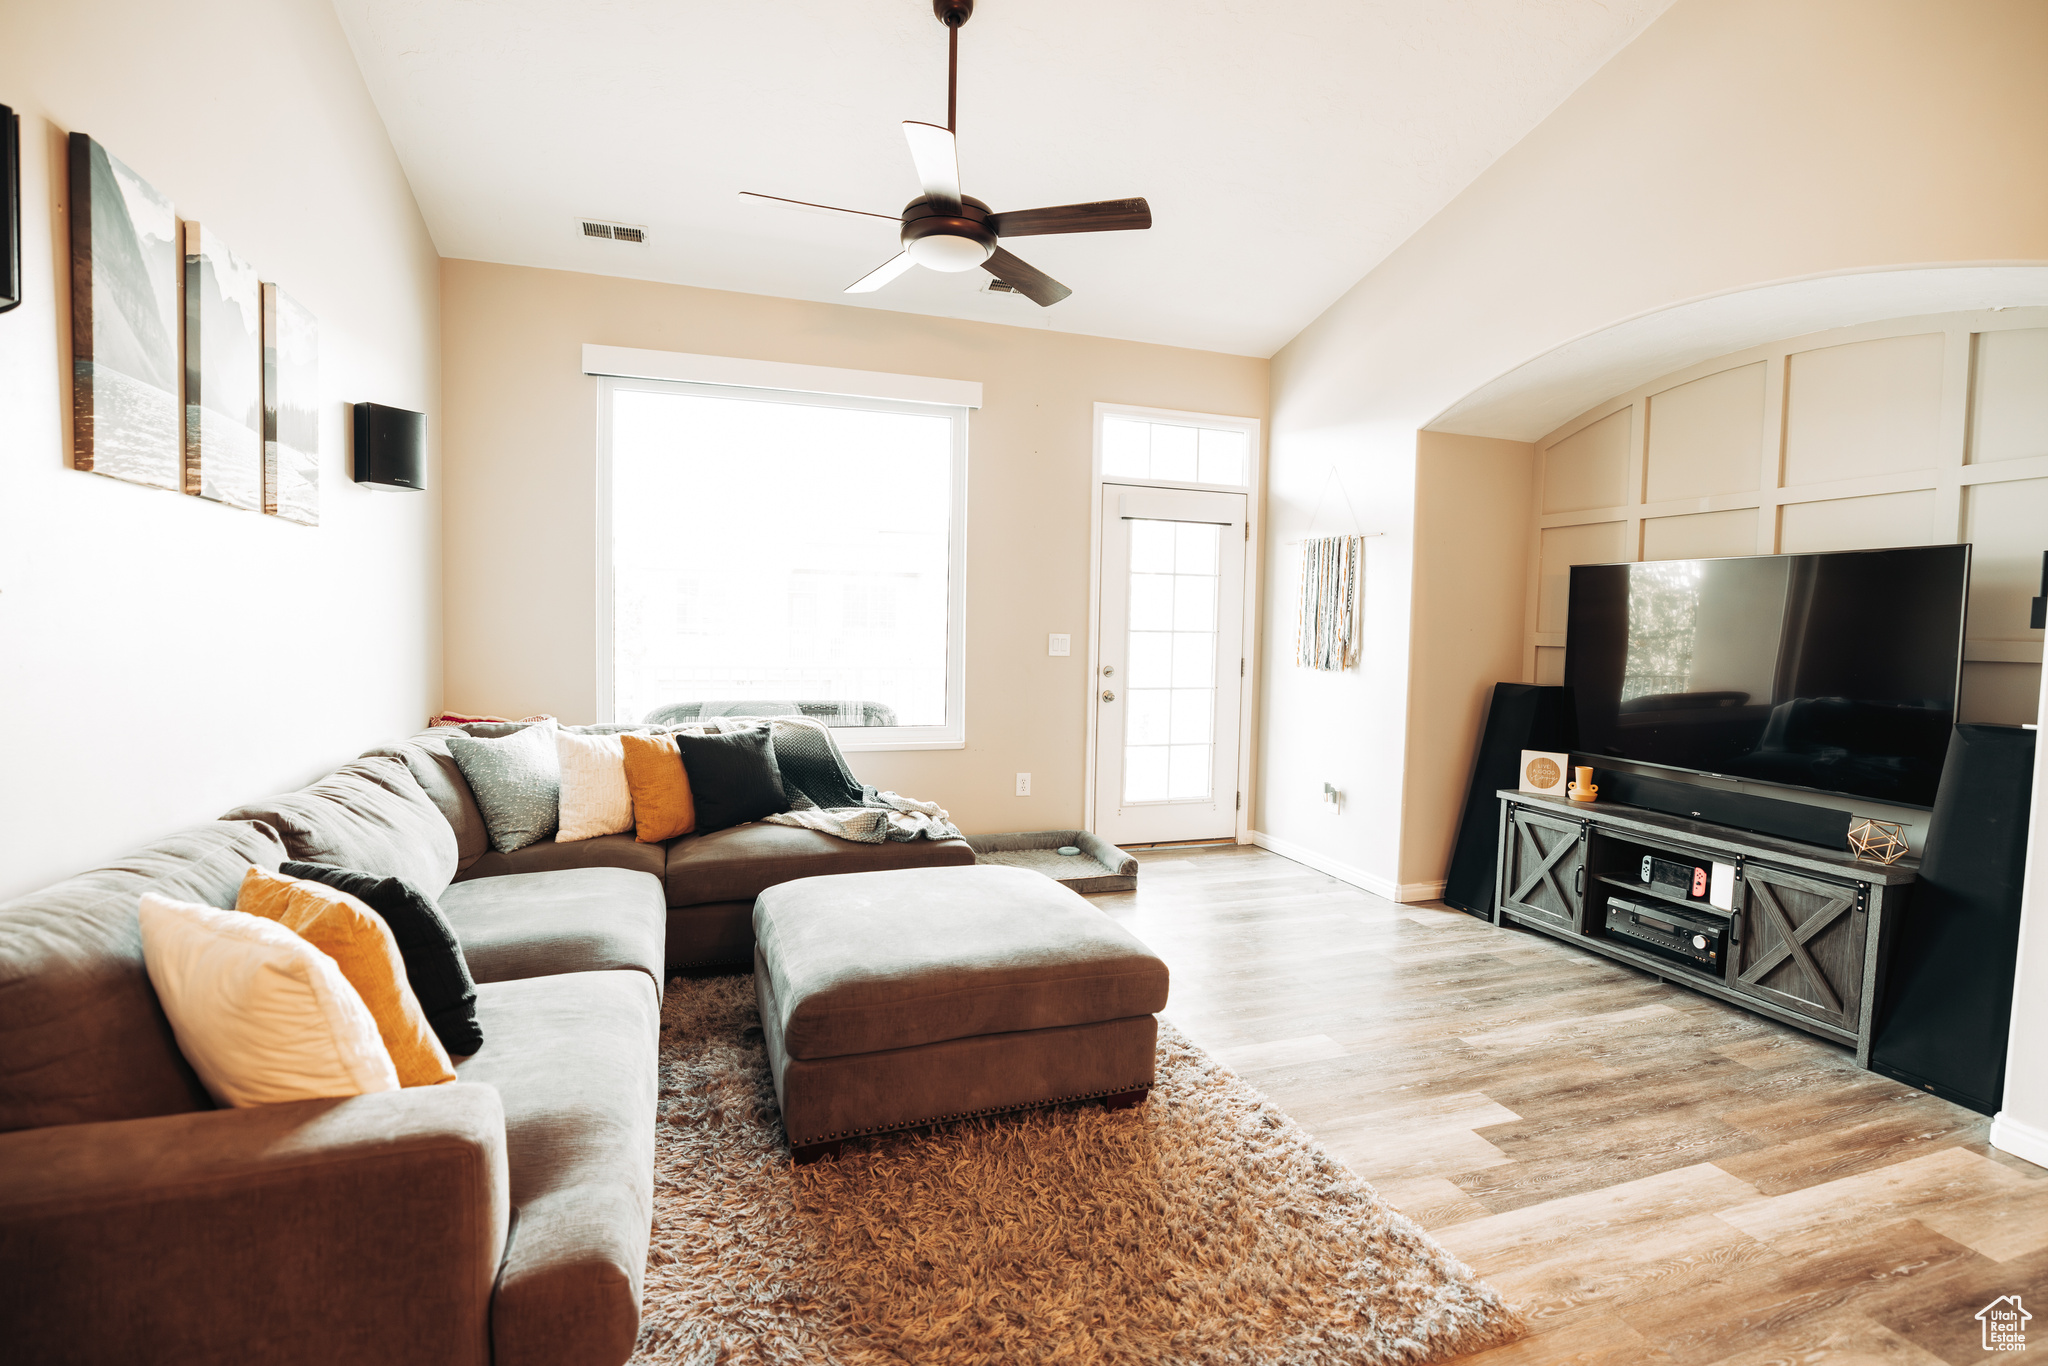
[556,729,636,842]
[447,719,561,853]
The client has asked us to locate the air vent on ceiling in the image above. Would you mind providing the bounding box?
[984,280,1022,294]
[580,219,647,244]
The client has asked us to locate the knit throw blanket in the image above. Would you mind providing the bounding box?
[663,714,962,845]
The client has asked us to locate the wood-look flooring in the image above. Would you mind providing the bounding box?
[1091,843,2045,1366]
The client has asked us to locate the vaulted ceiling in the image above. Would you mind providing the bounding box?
[335,0,1671,357]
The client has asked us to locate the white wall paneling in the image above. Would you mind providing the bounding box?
[1524,309,2048,734]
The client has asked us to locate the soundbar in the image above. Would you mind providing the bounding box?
[1590,768,1851,850]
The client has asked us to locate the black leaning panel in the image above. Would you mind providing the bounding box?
[1444,683,1576,919]
[1589,768,1852,851]
[1871,723,2036,1115]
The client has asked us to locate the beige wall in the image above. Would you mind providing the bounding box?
[1397,434,1535,891]
[0,0,442,900]
[439,260,1267,837]
[1258,0,2048,895]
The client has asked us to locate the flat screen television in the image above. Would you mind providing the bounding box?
[1564,544,1970,810]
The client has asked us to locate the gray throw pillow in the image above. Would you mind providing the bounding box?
[447,719,561,853]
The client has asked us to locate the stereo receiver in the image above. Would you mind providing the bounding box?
[1604,895,1728,975]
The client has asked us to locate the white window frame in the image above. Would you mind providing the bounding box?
[592,355,974,751]
[1087,402,1264,841]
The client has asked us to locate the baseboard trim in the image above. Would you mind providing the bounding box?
[1247,831,1443,903]
[1990,1111,2048,1171]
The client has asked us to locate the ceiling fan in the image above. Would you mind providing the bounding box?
[742,0,1151,307]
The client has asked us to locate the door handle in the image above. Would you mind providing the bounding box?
[1574,865,1585,897]
[1101,691,1116,702]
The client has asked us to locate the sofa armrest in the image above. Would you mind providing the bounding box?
[0,1083,509,1366]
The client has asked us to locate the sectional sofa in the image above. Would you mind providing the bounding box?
[0,721,974,1366]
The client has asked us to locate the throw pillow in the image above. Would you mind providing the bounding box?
[138,893,400,1107]
[446,718,561,853]
[556,729,635,842]
[282,861,482,1055]
[238,868,457,1087]
[674,725,789,834]
[619,731,696,843]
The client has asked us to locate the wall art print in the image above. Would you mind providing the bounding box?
[262,282,319,525]
[68,133,180,489]
[183,222,263,510]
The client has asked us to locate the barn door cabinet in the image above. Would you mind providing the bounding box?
[1494,790,1915,1067]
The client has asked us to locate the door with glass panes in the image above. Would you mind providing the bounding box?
[1093,484,1247,844]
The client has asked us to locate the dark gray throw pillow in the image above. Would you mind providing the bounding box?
[282,861,483,1056]
[674,726,790,834]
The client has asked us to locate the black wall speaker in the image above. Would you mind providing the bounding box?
[1444,683,1576,919]
[352,402,426,491]
[1871,723,2036,1116]
[1589,767,1853,850]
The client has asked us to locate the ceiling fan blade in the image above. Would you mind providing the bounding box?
[902,121,962,208]
[987,198,1152,238]
[741,191,897,221]
[845,252,918,294]
[983,247,1071,307]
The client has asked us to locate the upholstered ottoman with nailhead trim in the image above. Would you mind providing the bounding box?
[752,863,1170,1162]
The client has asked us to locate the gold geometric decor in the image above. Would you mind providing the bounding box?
[1847,818,1909,866]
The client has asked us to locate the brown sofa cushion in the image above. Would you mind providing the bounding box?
[663,823,975,908]
[223,758,458,898]
[452,832,664,885]
[362,730,490,870]
[664,901,754,971]
[0,820,287,1133]
[755,865,1170,1061]
[0,1084,509,1366]
[458,971,657,1366]
[437,868,665,988]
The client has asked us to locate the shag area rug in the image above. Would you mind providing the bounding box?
[631,975,1519,1366]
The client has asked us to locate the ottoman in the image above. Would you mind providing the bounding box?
[753,863,1171,1162]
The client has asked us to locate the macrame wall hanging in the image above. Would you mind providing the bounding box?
[1292,466,1375,672]
[1297,535,1363,671]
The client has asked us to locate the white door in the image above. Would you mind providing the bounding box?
[1093,484,1247,844]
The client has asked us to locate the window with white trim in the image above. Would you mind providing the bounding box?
[600,376,968,749]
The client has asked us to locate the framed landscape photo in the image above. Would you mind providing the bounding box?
[2,104,20,314]
[183,222,263,510]
[69,133,181,488]
[262,282,319,525]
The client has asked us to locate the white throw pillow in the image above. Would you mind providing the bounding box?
[555,729,636,842]
[138,893,400,1107]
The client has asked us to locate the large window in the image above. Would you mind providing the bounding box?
[600,376,968,748]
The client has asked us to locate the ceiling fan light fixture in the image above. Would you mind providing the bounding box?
[904,231,994,272]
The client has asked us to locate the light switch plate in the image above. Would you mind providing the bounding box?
[1047,634,1071,657]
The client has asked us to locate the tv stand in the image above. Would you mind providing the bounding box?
[1492,790,1917,1066]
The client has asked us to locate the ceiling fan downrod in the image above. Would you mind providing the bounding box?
[936,0,972,132]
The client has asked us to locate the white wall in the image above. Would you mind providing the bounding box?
[1256,0,2048,896]
[1994,665,2048,1168]
[0,0,442,900]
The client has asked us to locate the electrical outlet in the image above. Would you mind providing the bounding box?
[1015,772,1031,796]
[1047,633,1071,657]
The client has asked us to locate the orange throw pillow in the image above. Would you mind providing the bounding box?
[620,731,696,843]
[237,867,457,1087]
